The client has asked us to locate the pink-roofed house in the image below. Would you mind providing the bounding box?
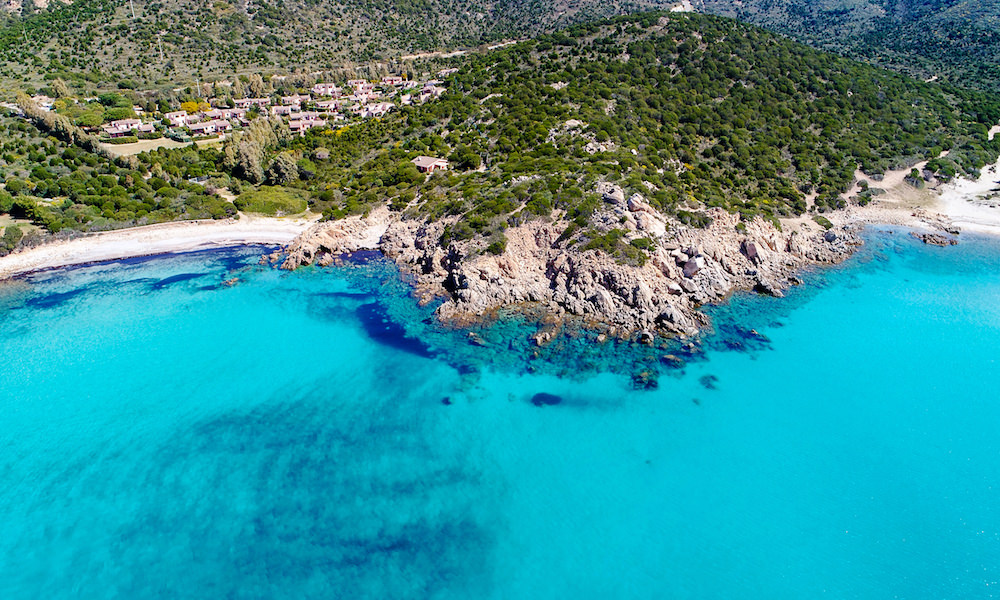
[411,156,449,173]
[418,85,445,102]
[312,83,342,97]
[165,111,188,128]
[289,117,327,136]
[364,102,394,118]
[188,119,231,136]
[219,107,247,120]
[188,121,218,136]
[282,94,311,106]
[102,118,149,138]
[234,97,272,109]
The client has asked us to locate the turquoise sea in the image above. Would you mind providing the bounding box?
[1,228,999,599]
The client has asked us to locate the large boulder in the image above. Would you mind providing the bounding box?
[683,257,704,278]
[635,212,667,237]
[597,182,626,204]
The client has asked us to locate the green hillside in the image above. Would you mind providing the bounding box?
[697,0,1000,90]
[4,12,998,259]
[0,0,679,90]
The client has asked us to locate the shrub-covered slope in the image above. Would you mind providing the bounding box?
[697,0,1000,90]
[285,12,999,235]
[0,0,679,88]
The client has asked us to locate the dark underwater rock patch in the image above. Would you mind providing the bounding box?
[151,272,207,290]
[631,371,659,390]
[355,301,437,359]
[699,374,719,390]
[530,392,562,406]
[660,354,685,369]
[24,286,89,309]
[709,323,773,354]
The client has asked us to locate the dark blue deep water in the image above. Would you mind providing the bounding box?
[1,230,999,598]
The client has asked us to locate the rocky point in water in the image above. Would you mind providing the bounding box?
[277,183,875,339]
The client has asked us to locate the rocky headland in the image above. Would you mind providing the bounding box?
[277,182,940,340]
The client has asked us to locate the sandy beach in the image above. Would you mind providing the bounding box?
[929,157,1000,234]
[0,213,318,280]
[830,154,1000,236]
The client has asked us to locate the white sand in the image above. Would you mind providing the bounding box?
[0,214,318,280]
[930,158,1000,234]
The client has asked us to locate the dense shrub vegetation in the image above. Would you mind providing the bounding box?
[0,110,236,233]
[2,13,998,258]
[267,13,1000,241]
[701,0,1000,92]
[0,0,673,88]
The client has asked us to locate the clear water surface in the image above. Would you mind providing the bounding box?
[1,229,998,599]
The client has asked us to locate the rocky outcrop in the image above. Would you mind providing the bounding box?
[279,185,870,338]
[281,205,393,269]
[911,231,958,246]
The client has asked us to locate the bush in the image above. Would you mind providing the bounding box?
[1,224,22,254]
[103,136,139,145]
[812,215,834,230]
[486,235,507,255]
[104,107,136,121]
[0,190,13,213]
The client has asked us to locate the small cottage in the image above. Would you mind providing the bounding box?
[411,156,449,173]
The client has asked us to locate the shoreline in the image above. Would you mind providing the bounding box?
[4,158,1000,336]
[279,159,1000,338]
[0,213,319,280]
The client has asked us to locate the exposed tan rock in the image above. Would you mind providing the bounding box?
[279,191,874,338]
[281,205,393,270]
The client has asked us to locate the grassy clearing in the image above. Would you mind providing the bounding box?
[0,215,39,234]
[234,186,309,216]
[99,138,192,156]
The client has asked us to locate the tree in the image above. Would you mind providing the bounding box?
[448,145,482,170]
[266,152,299,185]
[248,74,267,97]
[235,140,265,183]
[1,225,23,254]
[180,101,199,114]
[104,107,135,122]
[51,78,72,99]
[75,113,103,127]
[98,93,126,107]
[232,78,247,99]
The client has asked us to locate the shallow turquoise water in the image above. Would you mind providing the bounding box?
[1,230,999,599]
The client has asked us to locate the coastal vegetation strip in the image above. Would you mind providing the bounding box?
[1,13,999,305]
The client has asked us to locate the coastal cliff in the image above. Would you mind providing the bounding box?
[279,183,868,338]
